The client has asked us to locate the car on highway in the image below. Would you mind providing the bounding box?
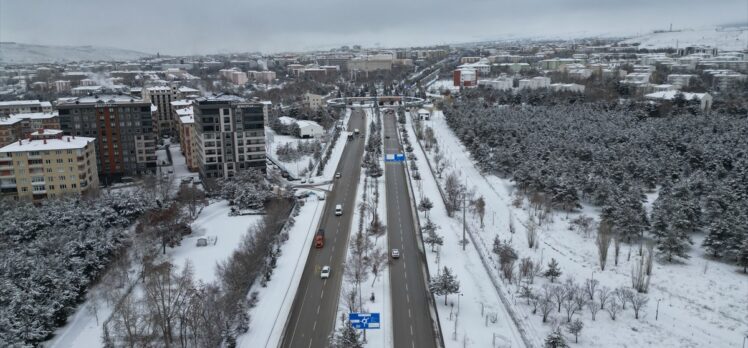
[391,249,400,259]
[335,204,343,216]
[320,266,331,279]
[385,135,390,139]
[335,172,341,179]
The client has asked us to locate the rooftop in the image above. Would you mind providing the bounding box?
[56,95,149,106]
[0,135,95,153]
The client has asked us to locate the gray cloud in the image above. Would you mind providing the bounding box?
[0,0,744,54]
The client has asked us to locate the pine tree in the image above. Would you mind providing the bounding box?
[331,320,363,348]
[423,219,443,252]
[544,258,562,283]
[737,236,748,273]
[702,212,735,258]
[545,326,568,348]
[429,266,460,305]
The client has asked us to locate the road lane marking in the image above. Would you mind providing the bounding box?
[409,308,412,318]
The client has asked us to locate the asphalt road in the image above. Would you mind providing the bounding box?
[383,109,439,348]
[281,109,367,348]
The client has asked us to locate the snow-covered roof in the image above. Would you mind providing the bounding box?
[417,108,430,114]
[30,129,63,136]
[0,99,43,106]
[56,95,148,106]
[278,116,296,125]
[7,111,58,120]
[151,104,158,112]
[177,86,199,93]
[296,120,322,129]
[171,99,192,107]
[176,106,193,118]
[146,86,172,91]
[0,136,95,153]
[645,91,709,101]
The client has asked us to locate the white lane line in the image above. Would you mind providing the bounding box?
[308,339,313,348]
[320,289,324,299]
[406,293,410,303]
[316,304,320,314]
[408,308,412,318]
[312,321,317,331]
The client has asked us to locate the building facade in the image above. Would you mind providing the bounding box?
[0,100,53,117]
[0,131,99,201]
[176,107,199,172]
[144,86,177,137]
[0,112,60,147]
[194,95,266,180]
[56,95,157,182]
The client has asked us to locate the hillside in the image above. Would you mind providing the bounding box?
[620,27,748,51]
[0,42,151,64]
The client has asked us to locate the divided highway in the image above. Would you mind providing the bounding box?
[383,109,440,348]
[280,110,367,348]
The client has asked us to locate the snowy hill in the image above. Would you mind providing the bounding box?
[0,42,151,64]
[619,27,748,51]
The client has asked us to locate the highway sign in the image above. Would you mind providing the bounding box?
[385,153,405,162]
[349,312,381,329]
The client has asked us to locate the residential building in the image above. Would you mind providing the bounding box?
[477,77,513,90]
[348,54,393,72]
[645,91,713,112]
[176,107,199,171]
[550,83,586,93]
[55,80,71,92]
[219,68,249,85]
[193,95,266,180]
[303,93,325,109]
[248,70,277,83]
[453,69,478,87]
[518,76,551,90]
[56,95,157,181]
[144,86,177,137]
[0,112,60,147]
[666,74,695,88]
[0,131,99,201]
[0,100,53,117]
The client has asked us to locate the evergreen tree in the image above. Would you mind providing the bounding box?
[423,219,443,252]
[702,210,736,258]
[737,235,748,273]
[544,258,562,283]
[545,326,568,348]
[429,267,460,305]
[331,320,363,348]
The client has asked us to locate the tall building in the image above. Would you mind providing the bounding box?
[56,95,157,181]
[0,130,99,201]
[176,106,198,172]
[143,86,177,137]
[193,95,267,180]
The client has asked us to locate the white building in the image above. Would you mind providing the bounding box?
[666,74,695,88]
[645,91,713,112]
[550,83,585,93]
[296,120,324,138]
[477,77,513,90]
[55,80,71,93]
[518,76,551,90]
[0,100,53,117]
[303,93,325,110]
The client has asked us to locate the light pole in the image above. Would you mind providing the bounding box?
[656,298,662,320]
[457,292,464,315]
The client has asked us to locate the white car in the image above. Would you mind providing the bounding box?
[309,178,315,183]
[320,266,331,279]
[335,172,341,179]
[391,249,400,259]
[300,178,307,184]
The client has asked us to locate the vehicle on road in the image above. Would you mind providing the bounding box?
[335,204,343,216]
[354,128,360,136]
[301,178,307,183]
[315,229,325,248]
[391,249,400,259]
[335,172,341,179]
[385,135,390,139]
[320,266,331,279]
[317,192,326,200]
[309,178,314,183]
[348,132,354,141]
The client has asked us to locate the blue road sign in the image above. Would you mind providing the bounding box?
[385,153,406,162]
[349,312,381,329]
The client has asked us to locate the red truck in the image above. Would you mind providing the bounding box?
[315,228,325,248]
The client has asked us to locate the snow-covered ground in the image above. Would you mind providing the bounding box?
[620,26,748,51]
[417,110,748,347]
[237,195,326,348]
[428,79,459,96]
[266,129,318,179]
[46,201,261,348]
[405,112,529,348]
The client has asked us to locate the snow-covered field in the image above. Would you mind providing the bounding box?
[405,112,529,348]
[620,27,748,51]
[416,110,748,347]
[428,79,459,95]
[266,129,318,179]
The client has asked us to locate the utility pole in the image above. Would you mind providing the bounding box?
[656,298,662,320]
[462,175,467,250]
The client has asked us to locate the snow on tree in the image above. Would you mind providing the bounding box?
[423,218,443,252]
[566,318,584,343]
[544,326,569,348]
[330,319,364,348]
[429,266,460,305]
[544,258,562,283]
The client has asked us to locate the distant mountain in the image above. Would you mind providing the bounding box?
[0,42,151,64]
[619,26,748,51]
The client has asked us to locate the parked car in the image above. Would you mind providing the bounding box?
[335,172,341,179]
[391,249,400,259]
[320,265,331,279]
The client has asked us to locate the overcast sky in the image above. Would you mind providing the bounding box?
[1,0,745,55]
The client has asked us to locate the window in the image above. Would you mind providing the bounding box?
[48,185,54,190]
[71,183,77,188]
[58,175,65,181]
[59,184,66,189]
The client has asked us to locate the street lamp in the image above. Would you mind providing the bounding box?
[457,292,464,315]
[656,298,662,320]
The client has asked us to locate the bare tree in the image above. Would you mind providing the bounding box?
[444,172,464,217]
[597,286,612,310]
[587,300,600,321]
[595,220,613,270]
[562,288,580,322]
[584,278,599,301]
[630,293,649,319]
[631,255,651,293]
[606,298,622,320]
[551,285,567,313]
[571,215,595,238]
[614,287,634,310]
[518,257,534,280]
[369,247,387,286]
[613,234,622,266]
[539,297,554,323]
[143,261,195,346]
[523,216,539,249]
[111,291,147,347]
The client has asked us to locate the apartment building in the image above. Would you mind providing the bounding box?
[0,100,53,117]
[303,93,325,109]
[0,112,60,147]
[143,86,177,137]
[176,107,198,172]
[194,95,266,180]
[0,131,99,201]
[56,95,157,181]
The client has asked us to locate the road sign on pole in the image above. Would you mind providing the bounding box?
[349,312,381,329]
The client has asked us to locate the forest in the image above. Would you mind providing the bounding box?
[441,97,748,268]
[0,192,154,345]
